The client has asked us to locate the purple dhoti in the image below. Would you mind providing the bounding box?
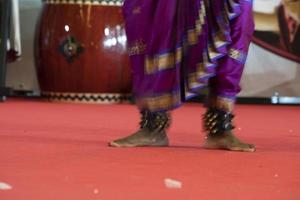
[123,0,254,112]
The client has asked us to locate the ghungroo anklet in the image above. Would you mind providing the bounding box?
[140,110,171,131]
[203,108,235,135]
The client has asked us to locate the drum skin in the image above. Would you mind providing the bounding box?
[35,0,131,102]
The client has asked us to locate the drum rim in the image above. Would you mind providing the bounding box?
[41,91,132,104]
[42,0,124,6]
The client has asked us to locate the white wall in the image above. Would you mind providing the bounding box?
[240,44,300,97]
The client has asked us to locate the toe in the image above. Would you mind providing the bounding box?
[108,141,121,147]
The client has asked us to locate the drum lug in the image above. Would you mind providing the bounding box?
[59,35,84,62]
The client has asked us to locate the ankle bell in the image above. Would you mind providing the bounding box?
[203,108,235,135]
[139,110,171,131]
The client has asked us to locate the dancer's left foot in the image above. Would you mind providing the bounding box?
[109,110,171,148]
[203,107,255,152]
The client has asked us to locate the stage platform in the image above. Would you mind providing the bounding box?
[0,98,300,200]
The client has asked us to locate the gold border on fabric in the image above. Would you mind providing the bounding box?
[188,29,198,45]
[188,61,210,90]
[228,48,246,63]
[138,92,181,111]
[208,46,223,60]
[195,19,202,35]
[144,1,208,74]
[189,73,201,89]
[199,1,206,24]
[145,47,183,74]
[225,0,238,19]
[213,31,228,48]
[187,3,206,46]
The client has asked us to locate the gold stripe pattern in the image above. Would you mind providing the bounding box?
[213,31,228,48]
[138,92,181,111]
[187,1,206,45]
[188,63,206,88]
[144,1,207,75]
[208,45,223,60]
[188,29,198,45]
[145,47,183,74]
[143,0,232,75]
[228,48,246,63]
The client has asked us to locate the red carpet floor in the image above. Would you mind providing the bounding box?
[0,98,300,200]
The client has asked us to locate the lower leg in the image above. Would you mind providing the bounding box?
[202,1,255,152]
[203,96,255,152]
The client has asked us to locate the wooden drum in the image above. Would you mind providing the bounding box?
[35,0,131,103]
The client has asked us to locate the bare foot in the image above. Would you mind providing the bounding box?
[109,128,169,147]
[204,132,255,152]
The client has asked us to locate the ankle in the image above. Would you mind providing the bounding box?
[140,110,171,131]
[203,108,235,136]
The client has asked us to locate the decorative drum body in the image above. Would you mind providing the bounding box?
[35,0,131,103]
